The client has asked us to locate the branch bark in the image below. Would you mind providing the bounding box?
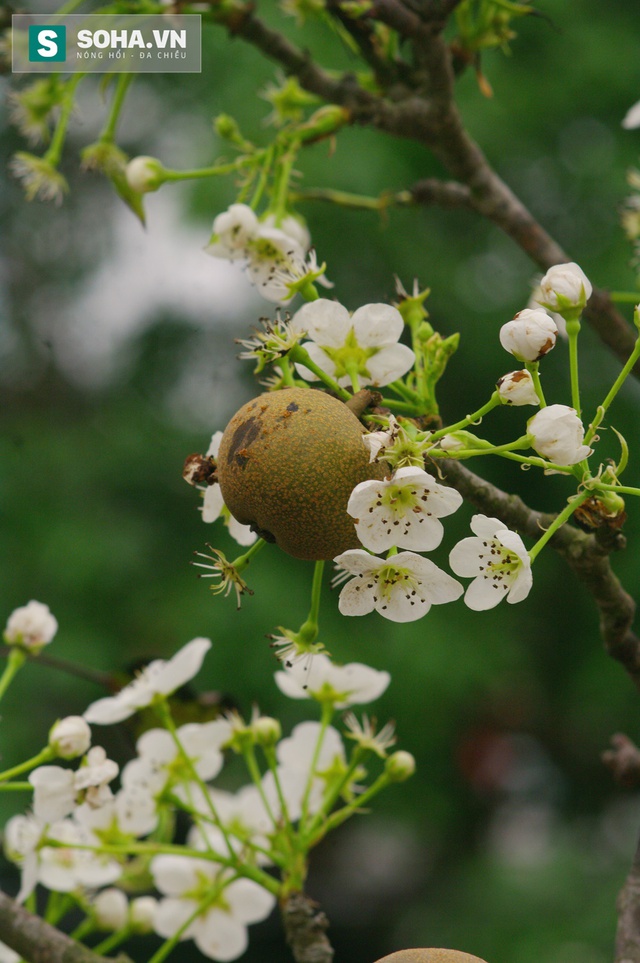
[433,458,640,690]
[281,892,334,963]
[0,890,133,963]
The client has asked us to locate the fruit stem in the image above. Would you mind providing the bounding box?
[298,560,325,644]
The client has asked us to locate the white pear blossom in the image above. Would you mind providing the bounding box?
[266,721,347,819]
[187,785,274,865]
[333,549,463,623]
[4,814,43,902]
[121,719,231,797]
[537,262,592,313]
[30,747,119,822]
[623,99,640,129]
[4,600,58,650]
[499,309,558,362]
[37,819,122,894]
[202,432,256,546]
[262,212,311,250]
[528,404,592,465]
[449,514,532,611]
[347,467,462,553]
[275,653,390,707]
[496,370,540,406]
[83,637,211,724]
[151,856,276,962]
[93,887,129,930]
[49,716,91,759]
[245,225,307,300]
[293,299,415,388]
[76,782,159,838]
[205,204,260,260]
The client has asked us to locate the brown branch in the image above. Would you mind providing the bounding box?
[616,835,640,963]
[0,890,133,963]
[603,733,640,789]
[409,177,471,208]
[434,458,640,690]
[281,892,334,963]
[209,1,638,371]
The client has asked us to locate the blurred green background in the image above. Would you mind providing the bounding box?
[2,1,640,961]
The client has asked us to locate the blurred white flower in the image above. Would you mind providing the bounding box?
[83,637,211,724]
[125,156,166,194]
[202,432,257,546]
[151,856,275,961]
[93,887,129,930]
[205,204,260,261]
[49,716,91,760]
[275,652,390,708]
[130,896,159,933]
[449,514,532,611]
[333,549,462,623]
[623,99,640,130]
[4,600,58,650]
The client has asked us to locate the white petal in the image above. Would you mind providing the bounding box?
[338,578,376,616]
[294,341,335,382]
[623,99,640,129]
[469,514,506,538]
[333,549,380,576]
[224,878,276,924]
[195,911,248,962]
[83,694,136,725]
[293,299,351,347]
[464,574,507,611]
[152,854,213,896]
[206,431,223,458]
[365,343,415,386]
[202,485,224,523]
[155,637,211,695]
[506,564,533,604]
[351,303,404,347]
[227,516,258,546]
[153,897,198,940]
[449,536,487,577]
[378,586,432,622]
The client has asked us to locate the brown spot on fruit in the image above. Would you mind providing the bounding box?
[217,388,388,560]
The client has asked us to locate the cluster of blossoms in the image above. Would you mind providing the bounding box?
[204,203,330,304]
[198,263,599,623]
[1,611,411,962]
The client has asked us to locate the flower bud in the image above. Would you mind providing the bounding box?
[129,896,158,934]
[252,715,282,747]
[385,750,416,782]
[528,404,592,465]
[49,716,91,759]
[4,600,58,651]
[496,370,540,407]
[93,888,128,931]
[538,262,592,313]
[499,309,557,362]
[125,156,167,194]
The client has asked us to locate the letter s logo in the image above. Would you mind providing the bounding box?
[37,28,59,57]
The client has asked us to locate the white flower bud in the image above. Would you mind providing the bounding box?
[93,888,128,931]
[49,716,91,759]
[385,750,416,782]
[125,156,166,194]
[129,896,159,934]
[538,262,592,312]
[499,309,558,362]
[528,404,592,465]
[4,600,58,651]
[496,370,540,407]
[252,715,282,746]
